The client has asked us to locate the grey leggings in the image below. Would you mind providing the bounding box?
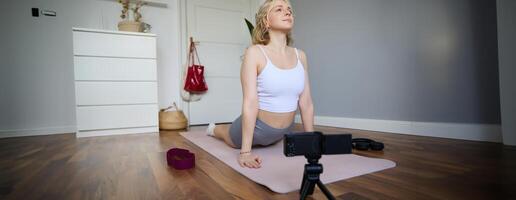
[229,115,294,148]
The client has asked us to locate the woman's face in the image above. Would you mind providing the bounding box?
[267,0,294,32]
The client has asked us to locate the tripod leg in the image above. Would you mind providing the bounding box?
[316,180,336,200]
[307,180,315,195]
[300,180,313,200]
[300,172,307,195]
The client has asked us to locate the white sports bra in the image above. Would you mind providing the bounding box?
[256,45,305,113]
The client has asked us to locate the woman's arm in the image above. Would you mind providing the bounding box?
[238,46,262,168]
[297,49,315,132]
[240,46,260,154]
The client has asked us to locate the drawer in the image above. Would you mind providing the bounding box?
[76,104,158,131]
[73,31,156,58]
[74,56,156,81]
[75,82,157,105]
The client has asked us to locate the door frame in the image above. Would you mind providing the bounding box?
[176,0,263,126]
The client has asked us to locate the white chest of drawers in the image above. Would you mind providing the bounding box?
[72,28,158,137]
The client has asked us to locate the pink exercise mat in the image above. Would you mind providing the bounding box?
[180,131,396,194]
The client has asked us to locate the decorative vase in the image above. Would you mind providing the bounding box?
[118,20,143,32]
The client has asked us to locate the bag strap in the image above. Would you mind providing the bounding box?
[188,37,202,66]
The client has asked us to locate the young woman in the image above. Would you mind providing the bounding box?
[206,0,314,169]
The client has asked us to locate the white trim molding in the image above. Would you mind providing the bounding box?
[295,115,502,143]
[0,126,77,139]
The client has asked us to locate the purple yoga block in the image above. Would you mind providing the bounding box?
[167,148,195,170]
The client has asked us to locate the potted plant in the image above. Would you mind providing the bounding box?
[239,18,255,61]
[245,18,254,38]
[117,0,146,32]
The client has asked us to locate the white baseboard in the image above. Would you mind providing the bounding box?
[0,126,77,139]
[0,126,159,139]
[76,126,158,138]
[295,115,502,143]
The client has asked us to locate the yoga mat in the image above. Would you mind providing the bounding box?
[180,130,396,193]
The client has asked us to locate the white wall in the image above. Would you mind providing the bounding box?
[497,0,516,146]
[291,0,502,142]
[0,0,181,138]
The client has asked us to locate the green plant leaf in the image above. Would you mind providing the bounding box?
[244,18,254,38]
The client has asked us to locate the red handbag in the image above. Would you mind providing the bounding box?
[184,38,208,93]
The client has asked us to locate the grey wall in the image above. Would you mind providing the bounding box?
[292,0,500,124]
[0,0,181,137]
[497,0,516,146]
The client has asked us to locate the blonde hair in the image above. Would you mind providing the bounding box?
[252,0,294,46]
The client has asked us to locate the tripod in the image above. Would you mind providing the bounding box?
[299,154,336,200]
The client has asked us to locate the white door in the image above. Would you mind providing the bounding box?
[185,0,254,125]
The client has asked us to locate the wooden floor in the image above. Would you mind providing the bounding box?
[1,124,515,200]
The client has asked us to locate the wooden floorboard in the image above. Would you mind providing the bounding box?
[0,124,514,200]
